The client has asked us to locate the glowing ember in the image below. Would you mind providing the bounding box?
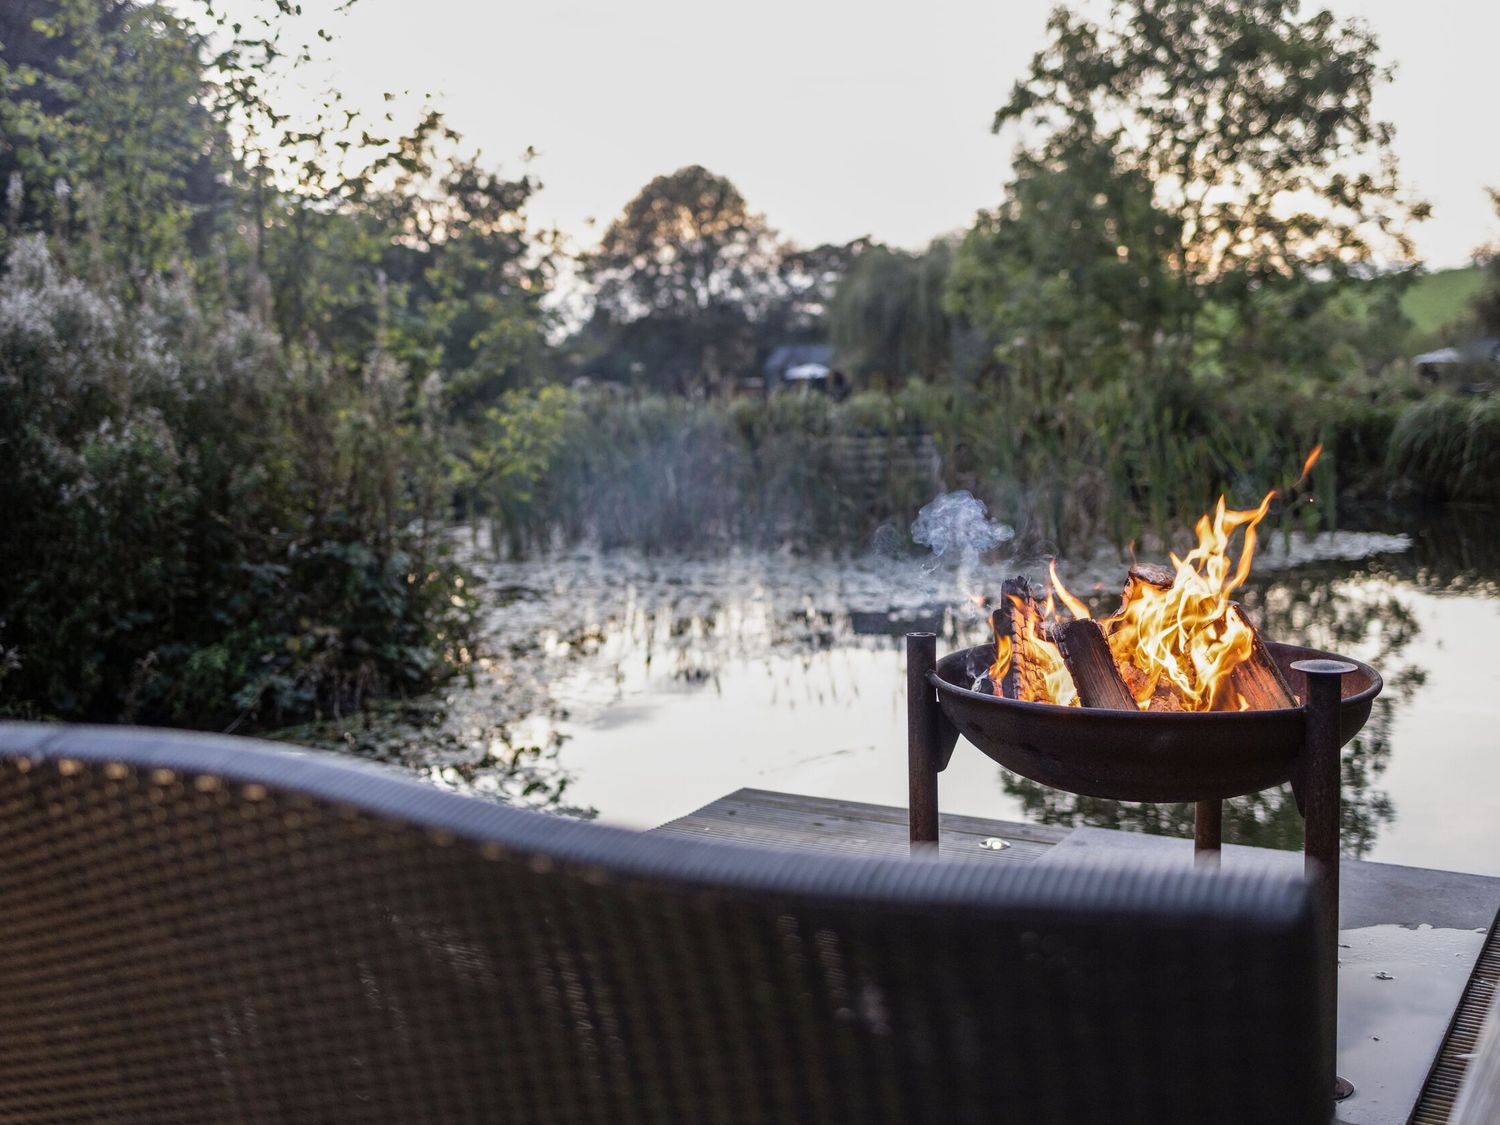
[987,447,1322,712]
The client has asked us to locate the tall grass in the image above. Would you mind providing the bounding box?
[490,377,1393,556]
[1389,394,1500,504]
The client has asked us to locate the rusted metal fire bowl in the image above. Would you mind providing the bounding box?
[930,641,1382,803]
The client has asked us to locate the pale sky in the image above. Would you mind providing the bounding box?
[225,0,1497,268]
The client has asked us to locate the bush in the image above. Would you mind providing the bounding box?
[0,237,475,726]
[1388,394,1500,504]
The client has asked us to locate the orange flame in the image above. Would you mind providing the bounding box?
[986,592,1079,707]
[1297,443,1323,488]
[1103,492,1273,711]
[988,448,1323,712]
[1048,559,1092,621]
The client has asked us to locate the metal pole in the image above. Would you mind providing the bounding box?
[1291,657,1357,1104]
[1193,799,1222,869]
[906,632,940,854]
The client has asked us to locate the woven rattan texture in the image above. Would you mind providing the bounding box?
[0,725,1328,1124]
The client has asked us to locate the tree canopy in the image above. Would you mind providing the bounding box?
[830,240,957,386]
[950,0,1426,393]
[582,165,784,393]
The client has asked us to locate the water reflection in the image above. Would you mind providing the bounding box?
[282,512,1500,873]
[1000,700,1397,856]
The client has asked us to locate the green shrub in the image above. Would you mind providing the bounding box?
[0,237,475,726]
[1388,394,1500,504]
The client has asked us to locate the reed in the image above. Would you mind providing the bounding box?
[1388,395,1500,504]
[492,379,1380,556]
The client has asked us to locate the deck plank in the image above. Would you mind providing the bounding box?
[653,787,1064,862]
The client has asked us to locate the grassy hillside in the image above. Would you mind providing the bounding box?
[1402,266,1485,338]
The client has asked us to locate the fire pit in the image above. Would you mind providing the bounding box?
[924,639,1380,806]
[907,633,1377,1103]
[903,458,1382,1102]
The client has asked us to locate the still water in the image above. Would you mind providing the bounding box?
[305,516,1500,876]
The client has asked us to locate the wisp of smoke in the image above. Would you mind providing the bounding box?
[911,491,1013,567]
[911,492,1014,616]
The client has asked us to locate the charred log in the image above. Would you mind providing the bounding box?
[989,577,1039,701]
[1226,604,1298,709]
[1127,563,1176,590]
[1053,619,1137,710]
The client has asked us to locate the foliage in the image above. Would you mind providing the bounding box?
[1472,189,1500,337]
[1388,394,1500,505]
[1,0,229,278]
[951,0,1426,397]
[454,386,578,555]
[0,0,542,730]
[829,240,959,386]
[481,378,1399,556]
[580,165,786,394]
[0,237,476,725]
[259,121,554,408]
[946,130,1185,393]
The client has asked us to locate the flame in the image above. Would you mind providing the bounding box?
[1103,494,1272,711]
[1048,559,1092,621]
[1297,443,1323,488]
[987,448,1323,712]
[987,590,1079,707]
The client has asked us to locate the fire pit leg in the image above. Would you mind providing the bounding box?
[1193,799,1222,868]
[906,632,941,854]
[1293,657,1358,1104]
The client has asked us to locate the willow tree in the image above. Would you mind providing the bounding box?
[830,241,956,387]
[950,0,1427,394]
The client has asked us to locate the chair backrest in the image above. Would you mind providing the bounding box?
[0,723,1329,1124]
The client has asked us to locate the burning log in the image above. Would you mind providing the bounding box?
[1145,684,1189,713]
[1115,659,1190,712]
[1052,619,1137,710]
[1226,604,1298,709]
[989,577,1039,701]
[979,447,1328,713]
[1127,563,1176,591]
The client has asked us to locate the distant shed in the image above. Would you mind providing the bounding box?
[1414,337,1500,393]
[763,344,834,385]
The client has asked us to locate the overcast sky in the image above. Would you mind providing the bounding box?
[227,0,1497,268]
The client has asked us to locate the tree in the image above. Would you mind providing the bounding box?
[830,240,957,386]
[1,0,230,280]
[1474,189,1500,336]
[759,237,869,347]
[951,0,1425,392]
[582,165,782,394]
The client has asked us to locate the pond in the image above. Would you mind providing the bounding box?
[290,512,1500,877]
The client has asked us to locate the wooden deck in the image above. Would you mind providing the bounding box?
[655,787,1065,861]
[655,789,1500,1125]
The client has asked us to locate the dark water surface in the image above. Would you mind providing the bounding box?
[293,515,1500,876]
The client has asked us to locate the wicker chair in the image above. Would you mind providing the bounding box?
[0,723,1329,1123]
